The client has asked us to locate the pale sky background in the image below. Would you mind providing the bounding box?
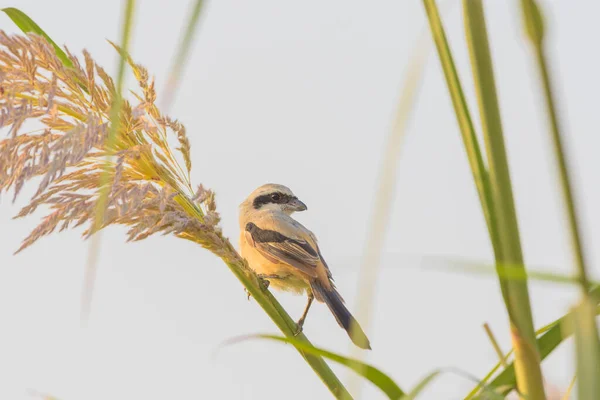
[1,0,599,399]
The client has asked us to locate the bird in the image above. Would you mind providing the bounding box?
[239,183,371,350]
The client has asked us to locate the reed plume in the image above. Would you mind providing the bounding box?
[0,31,351,398]
[0,31,236,260]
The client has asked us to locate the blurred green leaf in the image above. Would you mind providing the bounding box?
[399,369,504,400]
[83,0,137,323]
[425,256,600,290]
[2,7,73,68]
[227,334,405,399]
[572,299,600,400]
[162,0,205,110]
[520,0,545,46]
[468,292,600,397]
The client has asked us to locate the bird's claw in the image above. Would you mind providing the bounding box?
[294,320,305,336]
[257,275,270,291]
[244,287,251,301]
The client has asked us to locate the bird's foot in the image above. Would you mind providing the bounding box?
[293,319,305,337]
[257,275,271,291]
[244,287,251,301]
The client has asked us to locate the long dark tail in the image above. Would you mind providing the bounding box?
[311,282,371,350]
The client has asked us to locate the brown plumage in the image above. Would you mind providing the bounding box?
[239,184,371,350]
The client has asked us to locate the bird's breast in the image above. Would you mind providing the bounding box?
[239,232,310,295]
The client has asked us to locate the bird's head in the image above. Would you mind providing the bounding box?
[243,183,307,215]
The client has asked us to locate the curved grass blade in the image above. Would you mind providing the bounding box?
[225,334,405,400]
[467,289,600,398]
[399,368,504,400]
[161,0,205,111]
[2,7,73,68]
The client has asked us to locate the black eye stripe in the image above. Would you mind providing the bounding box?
[252,192,290,209]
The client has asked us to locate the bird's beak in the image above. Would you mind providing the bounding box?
[290,197,307,212]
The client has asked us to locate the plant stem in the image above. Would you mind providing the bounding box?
[463,1,545,398]
[520,0,594,295]
[176,195,353,399]
[519,1,600,396]
[420,0,501,258]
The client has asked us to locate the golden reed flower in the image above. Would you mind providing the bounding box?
[0,31,241,267]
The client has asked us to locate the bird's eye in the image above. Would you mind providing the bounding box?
[271,193,281,201]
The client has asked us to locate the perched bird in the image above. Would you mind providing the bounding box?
[239,183,371,349]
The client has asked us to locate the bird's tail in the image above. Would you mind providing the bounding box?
[311,282,371,350]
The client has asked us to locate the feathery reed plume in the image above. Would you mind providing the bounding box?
[0,30,235,262]
[0,32,352,397]
[0,31,355,397]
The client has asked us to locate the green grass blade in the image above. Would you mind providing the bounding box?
[424,256,600,290]
[2,7,73,68]
[483,323,509,368]
[521,0,595,291]
[469,288,600,397]
[520,0,544,47]
[520,1,600,392]
[222,276,353,399]
[227,334,404,399]
[420,0,498,255]
[161,0,205,110]
[398,369,504,400]
[81,0,137,323]
[572,299,600,400]
[400,371,440,400]
[463,0,545,397]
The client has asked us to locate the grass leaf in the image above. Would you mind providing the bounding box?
[468,292,600,397]
[161,0,205,110]
[227,334,405,400]
[399,369,504,400]
[520,0,600,393]
[572,299,600,400]
[2,7,73,68]
[462,0,545,397]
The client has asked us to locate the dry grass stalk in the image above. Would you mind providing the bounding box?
[0,31,238,265]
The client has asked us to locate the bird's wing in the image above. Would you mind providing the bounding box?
[244,222,319,278]
[307,231,334,282]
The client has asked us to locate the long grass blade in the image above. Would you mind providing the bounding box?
[398,369,504,400]
[161,0,205,111]
[483,323,508,368]
[420,0,498,252]
[81,0,137,324]
[468,289,600,397]
[2,7,73,68]
[462,0,545,397]
[424,256,600,290]
[226,334,405,400]
[520,1,600,394]
[572,298,600,400]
